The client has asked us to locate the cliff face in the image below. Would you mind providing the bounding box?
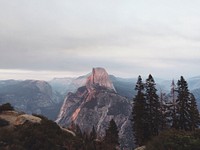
[86,68,116,91]
[0,80,62,120]
[56,68,134,148]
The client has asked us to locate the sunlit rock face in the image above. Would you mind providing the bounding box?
[56,68,134,148]
[86,67,116,92]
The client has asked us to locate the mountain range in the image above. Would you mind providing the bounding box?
[1,68,200,148]
[1,69,200,119]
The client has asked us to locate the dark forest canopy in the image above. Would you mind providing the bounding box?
[131,75,200,149]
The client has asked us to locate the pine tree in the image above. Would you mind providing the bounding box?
[89,126,97,150]
[175,76,191,130]
[90,126,97,141]
[103,119,119,150]
[131,75,147,146]
[189,93,200,131]
[170,80,178,128]
[159,91,169,130]
[145,74,161,137]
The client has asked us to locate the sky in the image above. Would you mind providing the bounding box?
[1,0,200,80]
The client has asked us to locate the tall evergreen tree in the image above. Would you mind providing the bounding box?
[159,91,169,130]
[189,93,200,131]
[89,126,97,150]
[131,75,147,146]
[170,80,178,128]
[145,74,161,137]
[103,119,119,150]
[90,126,97,141]
[175,76,191,130]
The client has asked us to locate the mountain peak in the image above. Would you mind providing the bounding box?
[86,67,116,91]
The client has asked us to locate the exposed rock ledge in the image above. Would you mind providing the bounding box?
[14,114,42,125]
[135,146,146,150]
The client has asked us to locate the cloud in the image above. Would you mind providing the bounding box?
[1,0,200,79]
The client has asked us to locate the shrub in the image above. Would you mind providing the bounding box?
[146,129,200,150]
[0,103,14,112]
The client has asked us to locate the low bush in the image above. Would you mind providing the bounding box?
[146,129,200,150]
[0,103,14,112]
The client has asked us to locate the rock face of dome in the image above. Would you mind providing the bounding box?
[56,68,134,148]
[86,67,116,92]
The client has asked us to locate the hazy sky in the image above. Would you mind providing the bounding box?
[1,0,200,80]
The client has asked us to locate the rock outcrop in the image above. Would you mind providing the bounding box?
[14,114,42,125]
[134,146,146,150]
[56,68,134,148]
[0,111,41,127]
[86,68,116,92]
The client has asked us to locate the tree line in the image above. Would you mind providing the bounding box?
[131,75,200,148]
[68,118,120,150]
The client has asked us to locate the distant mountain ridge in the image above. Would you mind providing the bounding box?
[1,69,200,122]
[49,75,88,96]
[0,80,63,120]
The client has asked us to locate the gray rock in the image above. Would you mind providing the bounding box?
[0,80,62,120]
[56,68,134,148]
